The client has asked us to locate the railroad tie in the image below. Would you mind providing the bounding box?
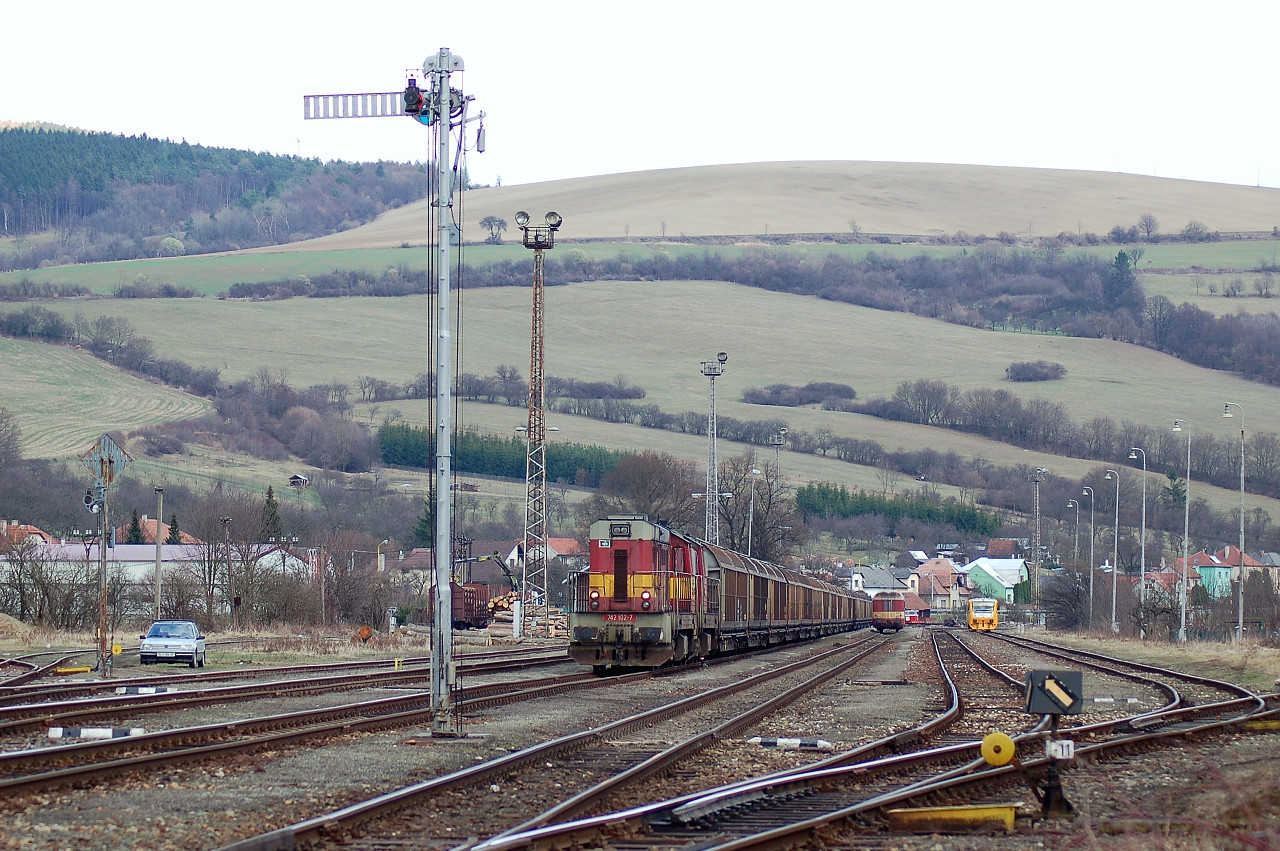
[49,726,146,740]
[747,736,834,751]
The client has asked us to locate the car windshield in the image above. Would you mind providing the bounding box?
[148,623,193,638]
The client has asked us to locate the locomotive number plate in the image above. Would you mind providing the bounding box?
[603,613,636,622]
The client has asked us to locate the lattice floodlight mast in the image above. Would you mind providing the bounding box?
[701,353,728,544]
[302,47,482,734]
[516,211,562,638]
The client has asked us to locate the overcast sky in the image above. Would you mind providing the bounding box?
[6,1,1277,189]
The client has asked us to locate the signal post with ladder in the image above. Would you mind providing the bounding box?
[303,47,483,735]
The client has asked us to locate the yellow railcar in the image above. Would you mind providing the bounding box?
[967,597,999,631]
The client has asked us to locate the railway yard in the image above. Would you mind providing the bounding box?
[0,627,1277,850]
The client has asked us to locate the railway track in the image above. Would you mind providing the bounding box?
[211,634,893,851]
[467,630,1277,851]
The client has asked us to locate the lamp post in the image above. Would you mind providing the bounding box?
[1081,486,1095,630]
[516,210,562,640]
[1173,419,1192,643]
[1066,499,1079,563]
[377,538,390,573]
[1129,447,1147,637]
[701,352,728,544]
[1223,402,1245,643]
[1104,469,1120,633]
[747,468,761,557]
[768,428,787,474]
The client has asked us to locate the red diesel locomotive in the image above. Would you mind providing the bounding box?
[871,590,907,632]
[568,515,870,672]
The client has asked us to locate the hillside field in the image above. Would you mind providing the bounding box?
[7,278,1280,520]
[5,161,1280,523]
[0,337,210,458]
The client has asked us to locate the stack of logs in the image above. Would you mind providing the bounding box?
[488,607,568,639]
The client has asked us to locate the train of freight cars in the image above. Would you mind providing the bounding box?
[568,515,871,673]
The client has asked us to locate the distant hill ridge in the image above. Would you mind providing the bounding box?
[274,160,1280,250]
[0,125,426,271]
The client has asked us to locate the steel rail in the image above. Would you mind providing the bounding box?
[211,636,884,851]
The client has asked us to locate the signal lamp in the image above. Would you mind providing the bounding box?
[403,79,423,115]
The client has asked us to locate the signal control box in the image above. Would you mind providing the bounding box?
[1025,670,1084,715]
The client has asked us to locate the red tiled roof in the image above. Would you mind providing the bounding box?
[986,539,1017,557]
[1,522,53,544]
[1213,546,1264,567]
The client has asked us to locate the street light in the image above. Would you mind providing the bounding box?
[1066,499,1080,563]
[701,352,728,544]
[1173,419,1192,643]
[768,428,787,474]
[1129,447,1148,636]
[1223,402,1245,643]
[1104,468,1120,633]
[747,468,761,557]
[1081,486,1095,630]
[377,538,390,573]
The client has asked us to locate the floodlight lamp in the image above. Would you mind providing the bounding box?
[1222,403,1233,418]
[1105,471,1113,481]
[717,351,728,364]
[780,427,787,436]
[1173,420,1184,432]
[514,211,530,227]
[544,211,562,228]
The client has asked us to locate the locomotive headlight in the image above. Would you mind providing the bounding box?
[589,589,600,598]
[641,590,651,610]
[589,589,600,610]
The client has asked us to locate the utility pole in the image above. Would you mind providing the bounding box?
[516,211,562,638]
[79,433,131,679]
[1031,467,1046,608]
[220,516,234,630]
[154,486,163,622]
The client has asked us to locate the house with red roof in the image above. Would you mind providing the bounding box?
[909,557,966,613]
[111,515,202,546]
[0,521,54,546]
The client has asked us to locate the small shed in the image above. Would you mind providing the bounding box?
[289,474,310,489]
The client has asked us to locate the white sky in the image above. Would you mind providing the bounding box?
[5,1,1278,188]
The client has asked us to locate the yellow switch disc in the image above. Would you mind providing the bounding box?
[981,732,1016,766]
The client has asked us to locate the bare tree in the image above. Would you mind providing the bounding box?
[479,215,508,244]
[1137,212,1159,241]
[717,450,802,564]
[574,451,702,536]
[0,407,20,475]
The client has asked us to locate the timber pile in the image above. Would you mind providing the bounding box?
[486,607,568,639]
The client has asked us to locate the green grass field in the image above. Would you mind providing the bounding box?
[7,277,1280,519]
[6,161,1280,521]
[0,337,210,458]
[6,238,1280,298]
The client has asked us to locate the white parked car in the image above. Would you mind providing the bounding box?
[139,620,206,668]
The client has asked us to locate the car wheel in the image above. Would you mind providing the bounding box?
[197,653,205,668]
[189,656,197,668]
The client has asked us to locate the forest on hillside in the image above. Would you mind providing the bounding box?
[0,127,430,270]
